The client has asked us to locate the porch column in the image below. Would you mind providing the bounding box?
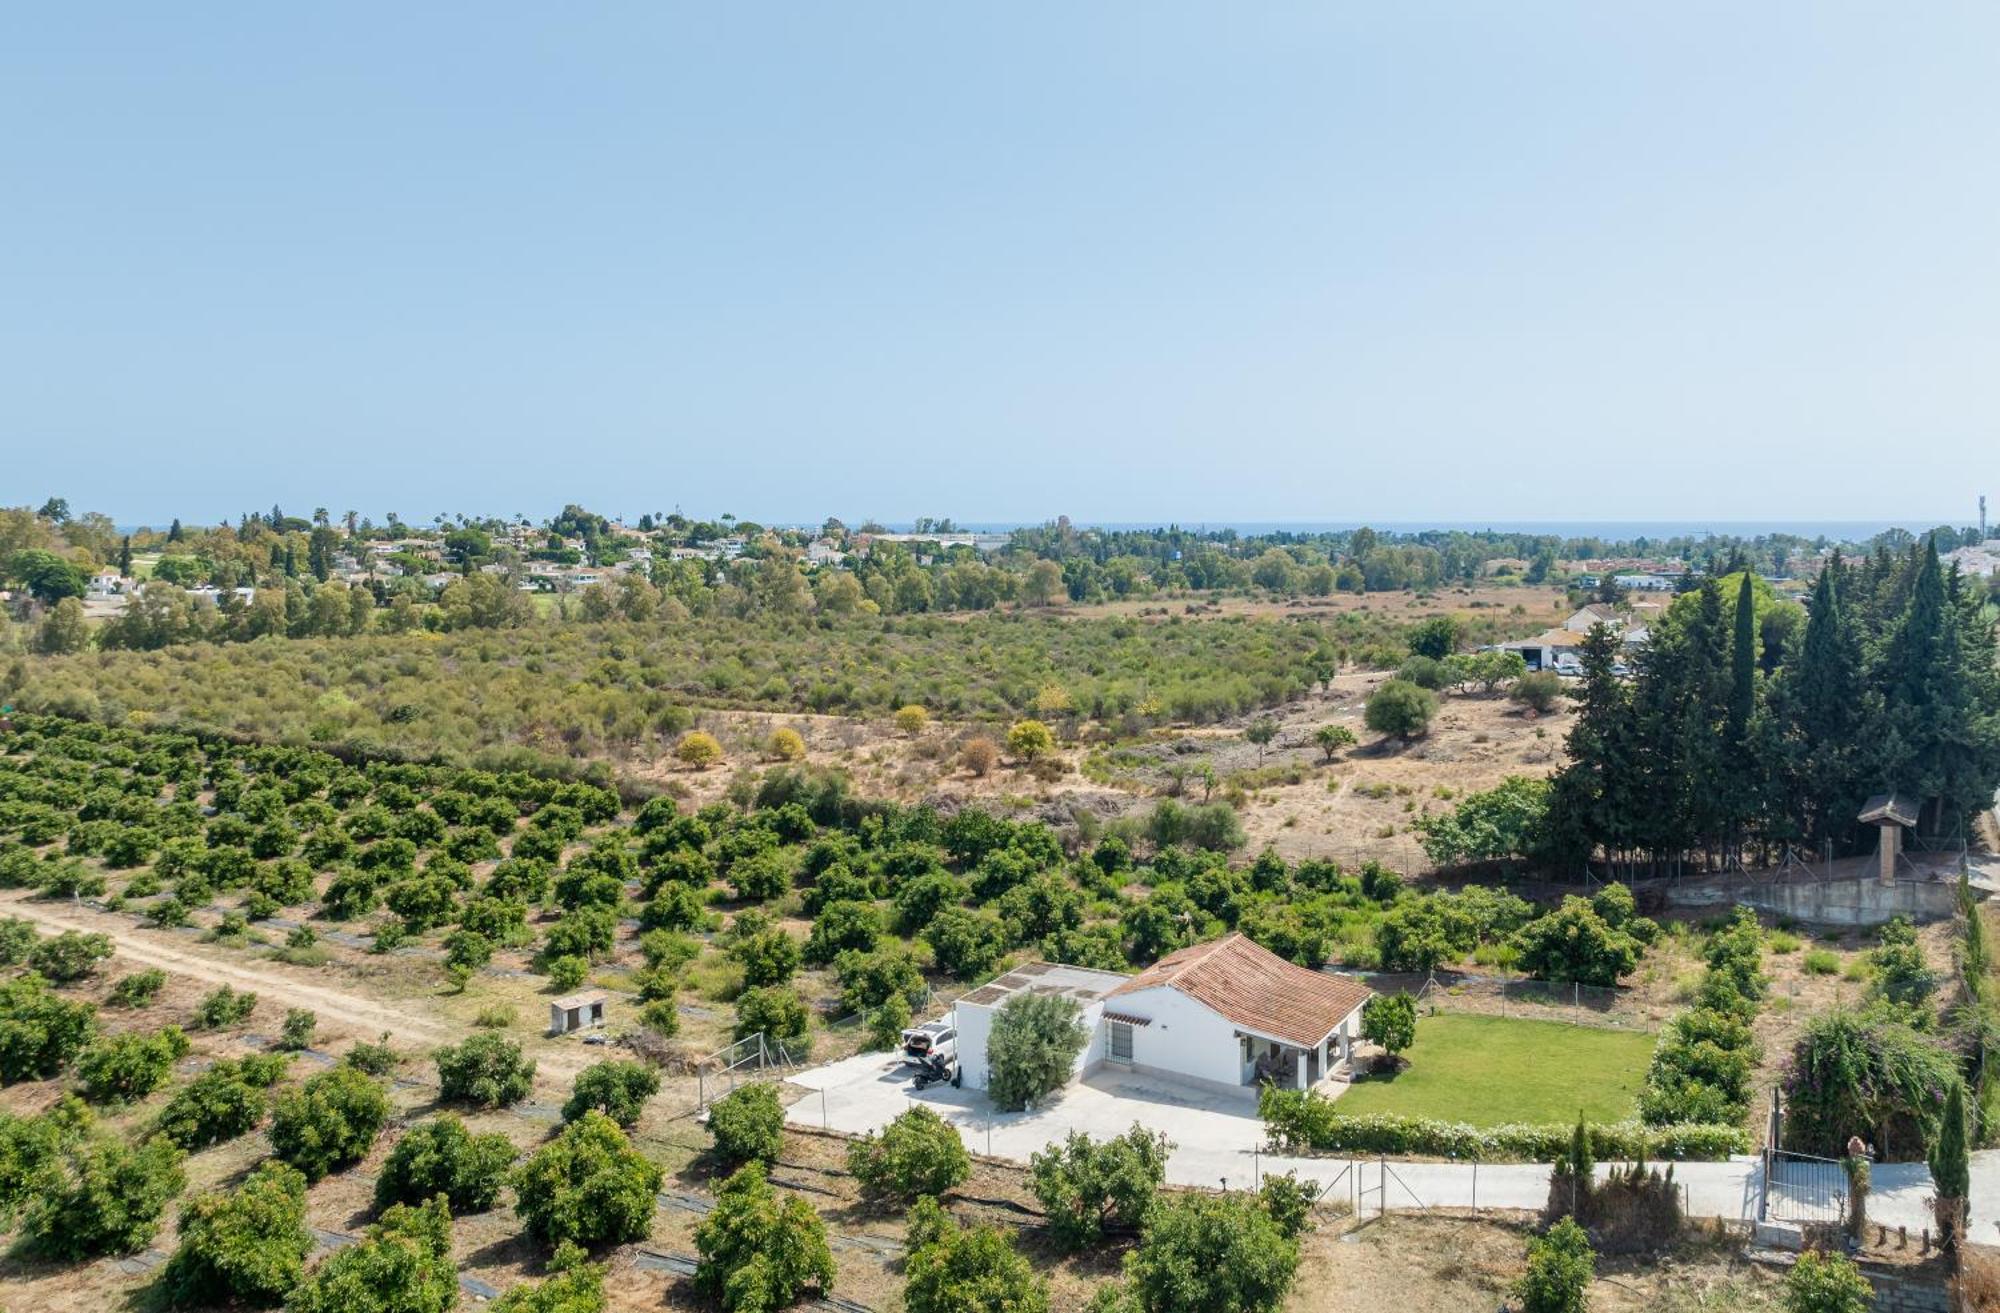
[1296,1049,1308,1090]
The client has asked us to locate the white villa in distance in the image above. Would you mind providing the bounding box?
[953,933,1375,1100]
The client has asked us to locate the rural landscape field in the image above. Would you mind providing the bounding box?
[11,5,2000,1311]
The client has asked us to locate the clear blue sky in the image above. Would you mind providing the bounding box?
[4,5,1996,527]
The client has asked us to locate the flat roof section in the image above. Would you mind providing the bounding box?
[955,961,1132,1010]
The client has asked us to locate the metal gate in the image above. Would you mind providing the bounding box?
[1758,1088,1848,1225]
[1765,1151,1849,1224]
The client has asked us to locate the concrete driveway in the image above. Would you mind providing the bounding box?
[785,1052,1995,1238]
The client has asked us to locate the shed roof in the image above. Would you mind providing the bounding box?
[550,989,610,1009]
[1107,933,1373,1049]
[1859,794,1922,828]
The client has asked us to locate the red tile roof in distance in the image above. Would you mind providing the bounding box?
[1107,933,1373,1048]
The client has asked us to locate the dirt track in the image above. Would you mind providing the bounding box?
[0,890,614,1086]
[1,890,460,1043]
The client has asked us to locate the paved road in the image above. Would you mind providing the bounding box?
[787,1052,2000,1242]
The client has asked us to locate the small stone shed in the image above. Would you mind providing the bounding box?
[549,989,609,1035]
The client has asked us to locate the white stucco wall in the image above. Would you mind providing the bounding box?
[954,997,1107,1092]
[1102,986,1248,1089]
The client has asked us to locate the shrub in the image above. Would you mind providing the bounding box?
[731,927,803,987]
[545,954,589,991]
[28,930,113,983]
[1782,1010,1962,1159]
[894,705,931,736]
[19,1129,185,1260]
[287,1196,456,1313]
[373,1114,516,1214]
[1258,1086,1748,1161]
[1126,1193,1298,1313]
[491,1246,607,1313]
[279,1007,318,1051]
[435,1032,536,1108]
[1006,720,1056,762]
[924,907,1008,980]
[1360,993,1417,1062]
[847,1105,970,1202]
[345,1033,398,1075]
[0,916,37,965]
[1513,897,1640,986]
[960,738,1001,777]
[1510,671,1565,715]
[76,1026,191,1103]
[1257,1171,1324,1239]
[766,728,807,762]
[709,1081,784,1164]
[1802,948,1840,976]
[512,1111,664,1250]
[676,731,724,769]
[804,899,881,965]
[159,1159,314,1308]
[108,967,168,1007]
[563,1059,660,1127]
[1363,679,1436,740]
[1028,1124,1171,1250]
[988,991,1086,1112]
[191,984,258,1030]
[693,1161,836,1313]
[902,1195,1047,1313]
[156,1055,286,1149]
[0,971,99,1081]
[1784,1249,1872,1313]
[1515,1217,1593,1313]
[733,985,811,1055]
[268,1065,390,1182]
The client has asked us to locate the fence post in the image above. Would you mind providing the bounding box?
[1472,1161,1478,1214]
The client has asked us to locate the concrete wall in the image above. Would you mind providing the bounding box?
[1662,876,1960,928]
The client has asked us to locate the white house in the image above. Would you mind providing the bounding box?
[954,934,1374,1102]
[1562,604,1621,633]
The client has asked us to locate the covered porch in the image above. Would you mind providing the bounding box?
[1238,1017,1357,1092]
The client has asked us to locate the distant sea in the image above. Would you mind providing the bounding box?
[883,519,1966,541]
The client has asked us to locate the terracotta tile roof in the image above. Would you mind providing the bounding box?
[1107,933,1373,1048]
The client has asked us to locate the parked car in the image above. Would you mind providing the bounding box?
[900,1020,956,1065]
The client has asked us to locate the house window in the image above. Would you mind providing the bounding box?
[1109,1020,1134,1062]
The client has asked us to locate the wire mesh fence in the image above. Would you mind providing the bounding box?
[1345,967,1654,1032]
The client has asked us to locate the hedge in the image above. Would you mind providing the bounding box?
[1258,1087,1746,1162]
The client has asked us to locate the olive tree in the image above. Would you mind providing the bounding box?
[987,991,1086,1112]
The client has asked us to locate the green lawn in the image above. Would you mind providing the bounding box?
[1335,1013,1656,1127]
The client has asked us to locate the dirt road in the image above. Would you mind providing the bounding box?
[0,890,606,1084]
[2,890,459,1042]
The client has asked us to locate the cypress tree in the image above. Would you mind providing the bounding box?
[1930,1080,1969,1245]
[118,536,133,577]
[1781,562,1870,849]
[1729,575,1757,745]
[167,517,183,543]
